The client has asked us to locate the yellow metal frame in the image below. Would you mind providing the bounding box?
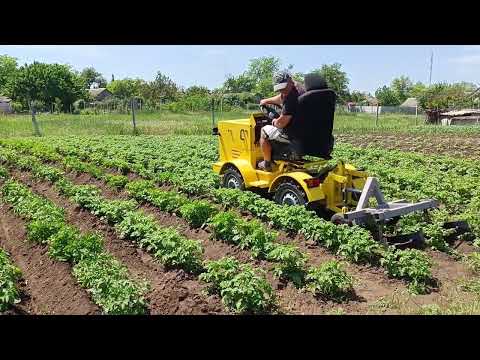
[212,114,369,213]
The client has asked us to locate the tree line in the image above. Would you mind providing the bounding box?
[0,54,478,114]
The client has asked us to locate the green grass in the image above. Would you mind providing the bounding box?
[2,110,480,138]
[4,110,480,138]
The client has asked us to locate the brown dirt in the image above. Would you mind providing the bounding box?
[10,170,226,315]
[0,202,100,315]
[58,169,416,314]
[336,133,480,159]
[7,160,479,314]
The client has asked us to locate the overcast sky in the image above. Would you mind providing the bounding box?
[1,45,479,94]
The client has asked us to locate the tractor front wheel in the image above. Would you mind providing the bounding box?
[274,181,307,206]
[222,167,245,190]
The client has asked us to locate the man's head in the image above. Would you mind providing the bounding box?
[273,70,294,96]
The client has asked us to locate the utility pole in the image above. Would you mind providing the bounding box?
[429,51,433,86]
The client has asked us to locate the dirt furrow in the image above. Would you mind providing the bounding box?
[10,170,226,315]
[0,202,100,315]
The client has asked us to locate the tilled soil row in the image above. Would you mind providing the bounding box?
[0,194,100,315]
[8,151,476,313]
[336,133,480,160]
[60,169,423,314]
[9,169,226,315]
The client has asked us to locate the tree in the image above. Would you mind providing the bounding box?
[139,72,180,103]
[107,78,143,99]
[223,74,255,93]
[347,90,366,103]
[245,56,281,98]
[184,85,210,97]
[8,61,86,112]
[310,63,349,103]
[375,85,401,106]
[80,67,107,89]
[391,76,413,103]
[0,55,18,95]
[409,82,427,99]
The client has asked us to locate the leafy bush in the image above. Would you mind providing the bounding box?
[179,200,218,228]
[48,226,104,263]
[26,217,64,244]
[267,244,308,287]
[104,174,129,189]
[380,247,433,294]
[235,219,277,259]
[0,165,8,179]
[144,228,203,273]
[73,253,149,315]
[305,260,354,300]
[148,189,187,212]
[93,199,138,225]
[116,211,158,241]
[208,211,240,243]
[337,234,382,264]
[200,257,276,314]
[125,180,156,200]
[0,249,22,312]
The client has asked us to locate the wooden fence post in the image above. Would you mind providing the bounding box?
[30,101,42,137]
[131,98,137,134]
[375,104,379,126]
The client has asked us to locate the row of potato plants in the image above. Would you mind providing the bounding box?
[40,135,480,245]
[0,152,280,314]
[0,141,435,295]
[0,165,23,312]
[0,171,149,314]
[2,146,358,302]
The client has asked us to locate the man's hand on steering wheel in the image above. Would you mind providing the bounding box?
[260,104,281,120]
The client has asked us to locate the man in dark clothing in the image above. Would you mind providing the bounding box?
[258,70,305,171]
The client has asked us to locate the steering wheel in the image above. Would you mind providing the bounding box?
[260,104,281,120]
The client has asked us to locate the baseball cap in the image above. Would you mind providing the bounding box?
[273,70,292,92]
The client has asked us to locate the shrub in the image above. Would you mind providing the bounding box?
[48,226,104,263]
[104,174,129,189]
[179,200,218,228]
[26,217,64,244]
[380,247,433,294]
[73,253,149,315]
[305,260,354,300]
[267,244,308,287]
[208,212,240,243]
[0,249,22,312]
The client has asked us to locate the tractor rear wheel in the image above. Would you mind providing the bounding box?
[222,167,245,190]
[274,181,307,206]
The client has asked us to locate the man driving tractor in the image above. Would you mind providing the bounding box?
[257,70,310,171]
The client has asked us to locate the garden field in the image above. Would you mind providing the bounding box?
[1,121,480,315]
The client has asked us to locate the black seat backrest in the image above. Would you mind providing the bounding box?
[296,74,336,159]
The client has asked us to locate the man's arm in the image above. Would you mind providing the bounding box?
[260,94,282,106]
[272,114,292,129]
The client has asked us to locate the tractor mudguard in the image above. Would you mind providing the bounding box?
[269,172,325,202]
[219,160,259,187]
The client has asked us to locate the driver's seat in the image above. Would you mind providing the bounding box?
[271,73,336,162]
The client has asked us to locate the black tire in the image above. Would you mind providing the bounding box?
[274,181,307,206]
[221,167,245,190]
[331,213,350,225]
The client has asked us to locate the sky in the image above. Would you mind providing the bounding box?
[1,45,479,94]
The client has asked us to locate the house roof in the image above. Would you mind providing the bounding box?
[0,96,12,103]
[400,97,418,107]
[88,88,111,97]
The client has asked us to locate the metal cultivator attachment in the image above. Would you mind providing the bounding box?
[342,177,439,248]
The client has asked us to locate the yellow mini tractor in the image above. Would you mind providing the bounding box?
[212,74,440,246]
